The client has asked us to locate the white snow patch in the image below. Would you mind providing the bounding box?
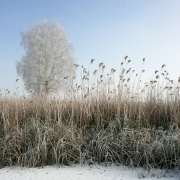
[0,164,179,180]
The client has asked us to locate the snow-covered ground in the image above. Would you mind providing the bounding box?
[0,164,179,180]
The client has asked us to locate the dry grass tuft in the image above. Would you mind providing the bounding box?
[0,57,180,169]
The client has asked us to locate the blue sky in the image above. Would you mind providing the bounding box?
[0,0,180,93]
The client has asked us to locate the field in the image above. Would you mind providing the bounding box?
[0,58,180,170]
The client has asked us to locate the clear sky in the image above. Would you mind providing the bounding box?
[0,0,180,93]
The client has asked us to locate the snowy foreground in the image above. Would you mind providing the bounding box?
[0,164,179,180]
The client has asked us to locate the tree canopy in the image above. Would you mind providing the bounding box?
[16,20,75,96]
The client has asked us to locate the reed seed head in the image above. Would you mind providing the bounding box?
[156,75,159,79]
[93,70,97,74]
[99,63,103,67]
[91,59,95,64]
[124,55,128,60]
[74,64,79,67]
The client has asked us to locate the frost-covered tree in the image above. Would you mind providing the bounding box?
[16,20,75,96]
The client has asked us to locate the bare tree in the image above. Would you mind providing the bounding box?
[16,20,75,96]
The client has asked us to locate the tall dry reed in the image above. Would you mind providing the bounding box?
[0,57,179,169]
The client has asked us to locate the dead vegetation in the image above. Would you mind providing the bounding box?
[0,57,180,169]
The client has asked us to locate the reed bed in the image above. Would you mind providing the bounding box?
[0,57,180,170]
